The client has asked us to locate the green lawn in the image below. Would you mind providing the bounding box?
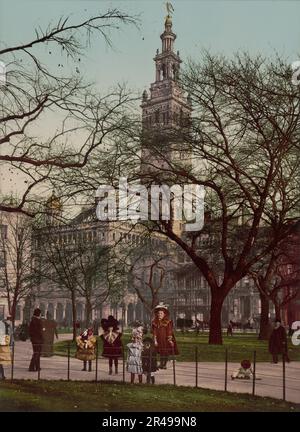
[0,380,299,412]
[54,332,300,362]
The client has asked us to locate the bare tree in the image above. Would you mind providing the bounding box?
[115,52,300,344]
[128,240,177,312]
[31,222,116,340]
[0,10,137,215]
[250,222,300,338]
[0,211,32,326]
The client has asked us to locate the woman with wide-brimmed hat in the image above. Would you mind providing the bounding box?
[100,315,123,375]
[151,302,179,369]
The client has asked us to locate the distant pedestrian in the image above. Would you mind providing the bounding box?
[28,308,43,372]
[269,319,290,364]
[227,321,233,337]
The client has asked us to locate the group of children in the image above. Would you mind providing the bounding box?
[126,324,158,384]
[75,312,256,384]
[75,316,158,384]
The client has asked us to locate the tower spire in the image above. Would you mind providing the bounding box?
[141,4,191,131]
[161,8,176,53]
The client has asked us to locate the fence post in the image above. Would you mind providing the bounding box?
[282,353,286,401]
[172,348,176,387]
[252,350,256,396]
[10,341,15,383]
[67,342,70,381]
[224,348,228,392]
[95,340,99,383]
[195,346,198,388]
[122,348,125,383]
[149,345,152,385]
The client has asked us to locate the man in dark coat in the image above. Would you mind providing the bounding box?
[28,308,44,371]
[269,319,290,363]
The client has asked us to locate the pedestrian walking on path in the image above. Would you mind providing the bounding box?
[28,308,43,372]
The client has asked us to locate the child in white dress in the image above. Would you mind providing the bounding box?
[127,328,143,384]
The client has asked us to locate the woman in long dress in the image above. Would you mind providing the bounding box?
[151,303,179,369]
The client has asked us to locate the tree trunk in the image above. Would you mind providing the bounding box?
[10,298,17,330]
[151,293,159,311]
[273,300,281,321]
[85,297,92,329]
[209,291,226,345]
[259,292,270,340]
[71,292,77,342]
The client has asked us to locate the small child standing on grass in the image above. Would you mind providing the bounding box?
[127,328,143,384]
[142,336,158,384]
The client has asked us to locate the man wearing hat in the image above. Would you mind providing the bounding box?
[28,308,44,372]
[151,303,179,369]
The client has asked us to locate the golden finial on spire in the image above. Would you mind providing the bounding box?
[165,2,174,27]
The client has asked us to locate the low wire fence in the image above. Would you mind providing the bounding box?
[5,341,300,404]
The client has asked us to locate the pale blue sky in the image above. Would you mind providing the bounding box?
[0,0,299,196]
[0,0,300,94]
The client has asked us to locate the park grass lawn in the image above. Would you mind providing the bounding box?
[0,380,299,412]
[53,332,300,363]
